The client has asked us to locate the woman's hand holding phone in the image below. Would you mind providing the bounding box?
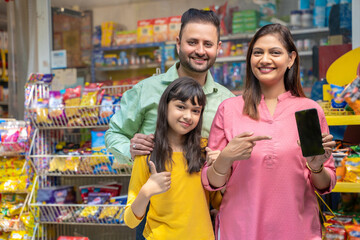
[306,133,335,170]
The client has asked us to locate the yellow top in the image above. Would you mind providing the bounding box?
[124,152,215,240]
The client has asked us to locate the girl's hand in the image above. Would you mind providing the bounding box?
[205,147,221,166]
[220,132,272,163]
[144,161,171,197]
[306,133,335,170]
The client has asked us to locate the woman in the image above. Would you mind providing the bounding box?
[202,24,336,240]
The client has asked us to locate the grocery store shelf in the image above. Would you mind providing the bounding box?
[298,51,313,57]
[216,55,246,63]
[219,27,329,41]
[325,115,360,126]
[0,101,8,105]
[96,63,160,71]
[332,182,360,193]
[29,203,126,226]
[94,42,165,51]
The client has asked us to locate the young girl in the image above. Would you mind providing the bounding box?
[124,77,216,240]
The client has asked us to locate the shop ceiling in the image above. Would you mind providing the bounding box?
[51,0,156,10]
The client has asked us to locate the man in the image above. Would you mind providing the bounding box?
[105,8,234,239]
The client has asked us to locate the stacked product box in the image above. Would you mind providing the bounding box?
[232,10,260,34]
[137,16,181,43]
[101,22,124,47]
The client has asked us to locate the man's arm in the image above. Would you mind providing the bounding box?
[105,85,143,164]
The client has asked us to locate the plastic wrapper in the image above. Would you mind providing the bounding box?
[77,206,101,222]
[49,91,66,125]
[35,98,52,125]
[37,186,76,204]
[341,76,360,115]
[1,122,29,153]
[63,86,82,119]
[77,157,93,174]
[329,84,347,109]
[80,83,104,125]
[0,176,27,193]
[325,224,347,240]
[8,231,30,240]
[343,157,360,183]
[20,212,35,231]
[27,73,54,84]
[98,95,115,124]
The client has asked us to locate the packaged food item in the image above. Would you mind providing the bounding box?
[137,19,154,43]
[35,98,51,125]
[153,17,168,42]
[63,86,82,119]
[8,230,29,240]
[329,84,347,108]
[77,157,93,174]
[77,206,100,222]
[37,186,76,204]
[79,185,96,203]
[98,205,121,223]
[341,76,360,115]
[87,192,111,205]
[344,157,360,183]
[113,30,137,46]
[80,83,104,125]
[49,91,66,125]
[27,73,54,84]
[167,16,181,41]
[91,130,107,151]
[0,176,27,193]
[57,237,89,240]
[98,95,114,125]
[49,157,66,172]
[325,224,346,240]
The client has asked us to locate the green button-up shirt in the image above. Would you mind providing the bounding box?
[105,62,234,164]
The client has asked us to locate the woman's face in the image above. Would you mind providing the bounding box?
[250,34,296,88]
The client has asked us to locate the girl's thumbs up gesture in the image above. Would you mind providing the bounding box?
[145,161,171,197]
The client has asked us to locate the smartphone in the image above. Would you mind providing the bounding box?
[295,108,325,157]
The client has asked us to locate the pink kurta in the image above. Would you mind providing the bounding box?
[202,92,336,240]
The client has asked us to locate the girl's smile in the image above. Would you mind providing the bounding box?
[167,98,202,141]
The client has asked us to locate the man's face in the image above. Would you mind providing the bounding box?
[176,22,221,73]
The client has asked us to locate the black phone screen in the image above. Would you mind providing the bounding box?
[295,108,325,157]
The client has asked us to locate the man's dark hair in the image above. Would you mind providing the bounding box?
[179,8,220,43]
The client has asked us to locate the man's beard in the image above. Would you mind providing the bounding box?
[178,49,215,73]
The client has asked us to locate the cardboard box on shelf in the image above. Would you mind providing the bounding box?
[113,30,137,46]
[168,16,181,42]
[101,21,124,47]
[153,17,169,42]
[137,19,154,43]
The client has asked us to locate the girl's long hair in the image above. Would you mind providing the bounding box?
[242,23,305,120]
[150,77,206,174]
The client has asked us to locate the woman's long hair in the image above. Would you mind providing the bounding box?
[242,23,305,120]
[150,77,206,174]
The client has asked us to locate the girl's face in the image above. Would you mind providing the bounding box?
[167,98,202,140]
[250,33,296,88]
